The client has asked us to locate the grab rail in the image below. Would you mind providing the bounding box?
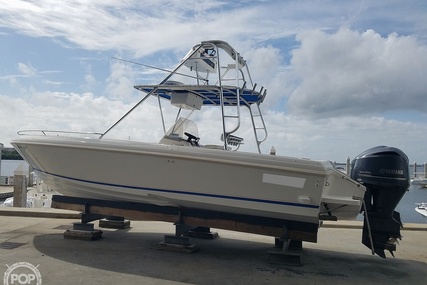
[17,130,104,138]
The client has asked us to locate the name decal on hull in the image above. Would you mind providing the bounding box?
[262,173,306,189]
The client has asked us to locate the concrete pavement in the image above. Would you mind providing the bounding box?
[0,209,426,285]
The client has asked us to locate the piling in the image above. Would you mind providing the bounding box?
[0,143,3,176]
[414,162,417,178]
[346,156,351,175]
[13,164,27,207]
[424,162,427,177]
[28,165,34,187]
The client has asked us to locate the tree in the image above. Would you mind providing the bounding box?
[1,148,23,160]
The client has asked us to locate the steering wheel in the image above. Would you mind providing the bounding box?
[184,132,200,146]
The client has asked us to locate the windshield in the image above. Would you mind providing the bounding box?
[165,117,199,140]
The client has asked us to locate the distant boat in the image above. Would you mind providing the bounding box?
[411,174,427,187]
[415,203,427,217]
[0,179,59,208]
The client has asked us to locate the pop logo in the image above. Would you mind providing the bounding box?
[3,262,42,285]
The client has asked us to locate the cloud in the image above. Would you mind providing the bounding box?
[0,1,233,55]
[1,0,427,164]
[18,62,37,76]
[262,111,427,162]
[1,1,426,59]
[0,75,20,85]
[83,74,97,90]
[105,60,140,101]
[43,79,69,86]
[2,84,427,163]
[287,28,427,118]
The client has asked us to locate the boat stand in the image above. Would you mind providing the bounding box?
[156,219,218,253]
[63,223,103,241]
[52,195,317,260]
[63,202,130,241]
[182,226,219,239]
[268,228,303,266]
[99,217,131,229]
[157,235,198,253]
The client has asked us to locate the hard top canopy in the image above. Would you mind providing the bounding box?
[134,84,266,107]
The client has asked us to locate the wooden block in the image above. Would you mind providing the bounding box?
[72,222,95,231]
[184,230,219,239]
[99,219,131,229]
[157,235,198,253]
[157,242,198,253]
[164,235,191,245]
[63,229,103,241]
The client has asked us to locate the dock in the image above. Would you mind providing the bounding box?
[0,185,13,199]
[0,207,425,285]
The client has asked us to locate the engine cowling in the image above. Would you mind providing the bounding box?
[350,146,409,258]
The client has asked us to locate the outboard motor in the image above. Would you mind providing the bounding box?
[350,146,410,258]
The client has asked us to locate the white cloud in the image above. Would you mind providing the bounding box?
[18,62,37,76]
[288,28,427,118]
[105,61,140,101]
[0,75,19,86]
[43,79,68,86]
[3,90,427,163]
[262,111,427,162]
[83,74,97,90]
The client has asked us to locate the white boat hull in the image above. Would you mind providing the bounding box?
[12,135,364,225]
[411,178,427,187]
[415,204,427,218]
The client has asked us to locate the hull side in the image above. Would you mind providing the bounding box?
[12,135,364,224]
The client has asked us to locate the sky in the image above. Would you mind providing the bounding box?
[1,0,427,164]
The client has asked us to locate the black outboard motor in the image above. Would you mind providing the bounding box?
[350,146,410,258]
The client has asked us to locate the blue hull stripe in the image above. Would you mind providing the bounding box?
[35,169,320,210]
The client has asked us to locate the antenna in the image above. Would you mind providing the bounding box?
[111,57,207,82]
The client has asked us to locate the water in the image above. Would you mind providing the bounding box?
[396,184,427,224]
[1,159,29,177]
[1,160,426,223]
[401,164,427,224]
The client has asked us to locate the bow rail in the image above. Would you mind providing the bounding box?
[17,130,103,138]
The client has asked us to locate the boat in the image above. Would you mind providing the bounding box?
[0,177,59,208]
[415,203,427,217]
[411,174,427,187]
[11,40,409,257]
